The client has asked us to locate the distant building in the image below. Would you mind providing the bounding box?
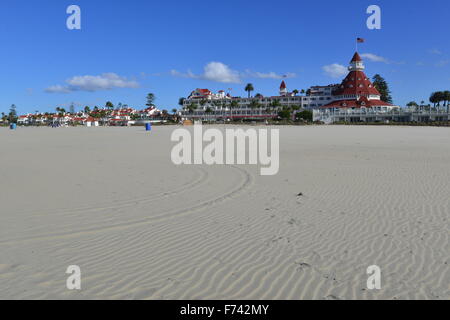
[314,52,400,123]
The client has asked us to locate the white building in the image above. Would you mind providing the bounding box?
[313,52,400,123]
[181,82,338,121]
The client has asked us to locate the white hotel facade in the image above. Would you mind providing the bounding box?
[180,82,339,120]
[180,52,401,122]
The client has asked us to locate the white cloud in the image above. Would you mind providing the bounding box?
[322,63,348,78]
[244,71,297,79]
[361,53,390,64]
[171,62,241,83]
[46,73,139,93]
[435,60,449,67]
[45,85,72,93]
[171,62,297,83]
[203,62,241,83]
[429,48,442,55]
[170,69,197,79]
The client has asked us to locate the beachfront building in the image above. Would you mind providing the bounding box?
[12,105,170,127]
[180,82,338,121]
[17,115,31,125]
[313,53,400,123]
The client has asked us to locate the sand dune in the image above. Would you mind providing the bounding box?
[0,126,448,300]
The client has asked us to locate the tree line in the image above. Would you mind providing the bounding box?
[406,91,450,111]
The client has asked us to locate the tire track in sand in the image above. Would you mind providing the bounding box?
[0,165,253,245]
[17,167,210,218]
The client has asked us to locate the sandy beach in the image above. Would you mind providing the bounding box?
[0,125,448,300]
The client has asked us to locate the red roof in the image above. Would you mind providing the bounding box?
[320,97,393,109]
[350,52,362,62]
[280,81,286,89]
[332,71,381,96]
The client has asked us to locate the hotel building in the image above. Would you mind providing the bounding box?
[180,82,339,121]
[313,52,400,123]
[180,52,403,122]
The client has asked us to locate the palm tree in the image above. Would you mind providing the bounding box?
[245,83,254,98]
[84,106,91,114]
[436,91,445,110]
[266,99,281,118]
[429,92,438,108]
[187,102,197,114]
[1,112,7,124]
[278,106,293,120]
[105,101,114,111]
[443,91,450,112]
[146,93,156,108]
[229,100,239,121]
[249,100,261,118]
[293,89,299,96]
[406,101,419,110]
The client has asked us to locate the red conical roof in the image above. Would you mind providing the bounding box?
[332,71,381,96]
[320,52,393,109]
[350,52,362,63]
[280,81,286,89]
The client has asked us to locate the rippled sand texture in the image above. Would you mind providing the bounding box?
[0,126,448,300]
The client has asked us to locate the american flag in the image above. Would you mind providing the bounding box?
[357,38,365,43]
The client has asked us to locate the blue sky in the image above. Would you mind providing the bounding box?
[1,0,449,114]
